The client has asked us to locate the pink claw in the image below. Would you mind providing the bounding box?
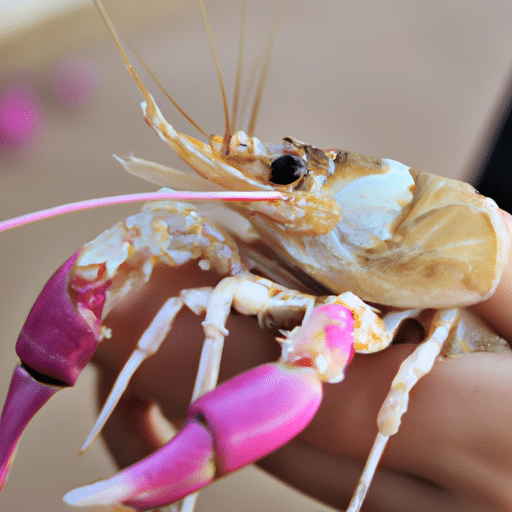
[0,251,109,489]
[64,363,323,509]
[64,304,355,510]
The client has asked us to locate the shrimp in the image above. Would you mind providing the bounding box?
[1,1,512,511]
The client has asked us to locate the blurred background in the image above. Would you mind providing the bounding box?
[1,1,512,511]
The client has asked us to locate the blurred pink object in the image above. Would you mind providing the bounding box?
[0,84,43,152]
[53,57,98,107]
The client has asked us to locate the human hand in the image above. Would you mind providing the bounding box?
[92,211,512,512]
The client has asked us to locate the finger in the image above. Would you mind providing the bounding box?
[259,437,498,512]
[95,361,175,470]
[289,343,512,511]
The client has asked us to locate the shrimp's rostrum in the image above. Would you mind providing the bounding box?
[0,1,511,512]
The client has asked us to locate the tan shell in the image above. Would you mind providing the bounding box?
[249,167,509,309]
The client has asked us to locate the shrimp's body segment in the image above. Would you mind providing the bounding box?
[0,1,510,512]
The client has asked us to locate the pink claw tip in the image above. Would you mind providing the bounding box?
[0,84,43,152]
[63,421,215,509]
[53,57,98,107]
[0,365,59,489]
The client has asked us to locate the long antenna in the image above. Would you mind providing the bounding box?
[129,44,208,139]
[199,0,231,150]
[230,0,246,131]
[247,5,281,136]
[94,0,206,138]
[0,190,284,234]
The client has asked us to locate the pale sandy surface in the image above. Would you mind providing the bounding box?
[1,1,512,511]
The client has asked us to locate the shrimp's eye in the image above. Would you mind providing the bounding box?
[269,154,307,185]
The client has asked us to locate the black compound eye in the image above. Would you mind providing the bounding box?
[269,154,307,185]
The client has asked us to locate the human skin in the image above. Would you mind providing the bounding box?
[92,211,512,512]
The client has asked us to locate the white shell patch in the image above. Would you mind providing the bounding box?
[332,159,414,248]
